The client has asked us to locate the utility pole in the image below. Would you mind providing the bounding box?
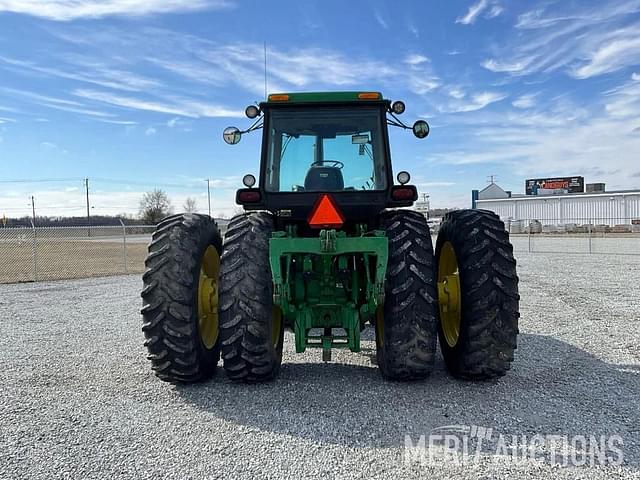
[423,193,430,220]
[85,178,91,237]
[31,195,36,225]
[206,179,211,217]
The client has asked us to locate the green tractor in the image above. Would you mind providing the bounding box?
[141,91,519,383]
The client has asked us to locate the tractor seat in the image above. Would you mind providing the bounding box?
[304,166,344,191]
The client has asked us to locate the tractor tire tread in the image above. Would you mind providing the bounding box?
[436,209,519,379]
[141,213,222,383]
[376,210,439,380]
[219,212,283,383]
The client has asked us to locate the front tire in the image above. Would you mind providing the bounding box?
[435,209,519,379]
[375,210,439,380]
[219,213,285,382]
[141,213,223,383]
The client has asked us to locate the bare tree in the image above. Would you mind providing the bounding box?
[139,189,173,224]
[183,197,197,213]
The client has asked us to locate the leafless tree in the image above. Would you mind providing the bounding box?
[139,189,173,224]
[183,197,197,213]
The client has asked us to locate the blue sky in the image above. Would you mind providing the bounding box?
[1,0,640,217]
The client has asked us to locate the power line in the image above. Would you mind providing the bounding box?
[1,205,86,211]
[0,178,82,184]
[0,176,237,191]
[91,177,214,190]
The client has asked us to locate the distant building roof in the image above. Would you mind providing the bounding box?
[477,182,509,200]
[477,188,640,203]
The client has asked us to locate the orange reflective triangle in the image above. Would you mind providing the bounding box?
[308,194,345,228]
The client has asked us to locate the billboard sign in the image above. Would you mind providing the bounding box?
[525,176,584,196]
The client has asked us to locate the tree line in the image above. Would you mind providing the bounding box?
[2,189,199,227]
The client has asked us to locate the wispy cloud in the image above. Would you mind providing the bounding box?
[482,58,530,73]
[0,104,21,113]
[0,55,162,92]
[486,4,504,18]
[33,25,442,101]
[408,77,441,95]
[483,1,640,79]
[414,181,456,188]
[73,88,243,118]
[441,91,507,113]
[95,118,137,125]
[144,126,156,136]
[0,0,232,21]
[512,93,537,109]
[447,87,466,99]
[408,21,419,38]
[0,86,116,118]
[166,117,192,131]
[603,74,640,118]
[456,0,488,24]
[374,9,389,29]
[429,79,640,192]
[571,31,640,79]
[404,54,429,66]
[456,0,503,25]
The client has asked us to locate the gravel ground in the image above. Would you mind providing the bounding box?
[1,252,639,479]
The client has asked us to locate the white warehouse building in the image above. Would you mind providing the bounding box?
[473,183,640,231]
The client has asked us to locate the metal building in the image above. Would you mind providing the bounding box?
[475,186,640,231]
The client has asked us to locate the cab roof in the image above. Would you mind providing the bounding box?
[261,91,387,105]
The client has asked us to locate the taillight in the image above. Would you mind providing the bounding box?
[236,189,261,204]
[391,186,417,201]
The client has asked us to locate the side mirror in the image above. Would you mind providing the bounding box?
[223,126,242,145]
[412,120,430,139]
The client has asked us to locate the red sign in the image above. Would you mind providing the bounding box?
[308,194,344,229]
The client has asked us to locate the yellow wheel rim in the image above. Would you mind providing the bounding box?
[198,245,220,349]
[438,241,462,347]
[271,306,283,348]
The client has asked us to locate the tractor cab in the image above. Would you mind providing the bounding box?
[224,92,430,228]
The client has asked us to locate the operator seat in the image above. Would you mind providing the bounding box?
[304,166,344,191]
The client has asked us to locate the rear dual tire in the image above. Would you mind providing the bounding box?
[375,208,519,381]
[219,212,285,382]
[435,209,519,379]
[141,212,284,384]
[141,214,223,383]
[375,210,439,380]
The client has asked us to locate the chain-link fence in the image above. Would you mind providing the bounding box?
[2,215,638,284]
[0,222,156,284]
[506,217,640,255]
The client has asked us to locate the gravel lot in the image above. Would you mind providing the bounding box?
[1,252,639,479]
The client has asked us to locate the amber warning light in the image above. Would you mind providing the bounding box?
[308,194,345,229]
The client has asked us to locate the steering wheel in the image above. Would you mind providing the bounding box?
[311,160,344,169]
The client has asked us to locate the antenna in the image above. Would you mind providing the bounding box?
[263,41,268,100]
[487,174,498,184]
